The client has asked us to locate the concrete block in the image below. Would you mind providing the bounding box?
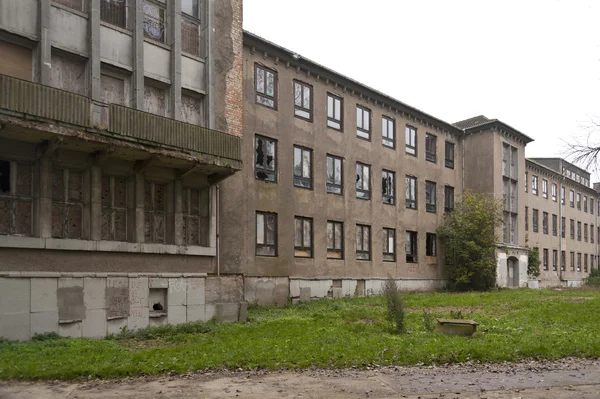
[186,305,206,322]
[107,277,128,288]
[205,276,243,304]
[238,302,248,322]
[299,287,311,302]
[168,278,187,306]
[30,311,59,337]
[0,278,31,314]
[205,304,217,321]
[244,277,289,306]
[215,303,239,323]
[127,307,149,331]
[84,277,106,310]
[167,305,187,324]
[59,321,82,338]
[342,280,358,297]
[129,277,149,308]
[149,277,168,289]
[149,315,168,327]
[58,286,85,322]
[186,278,205,305]
[82,309,107,339]
[289,279,300,298]
[58,278,84,288]
[332,287,343,299]
[31,278,57,313]
[106,286,130,319]
[106,317,127,336]
[0,313,30,341]
[296,280,333,299]
[366,280,384,295]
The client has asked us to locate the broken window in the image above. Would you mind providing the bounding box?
[293,146,312,189]
[382,170,395,205]
[584,195,588,212]
[444,141,455,168]
[101,175,128,241]
[570,190,574,207]
[182,187,209,246]
[577,253,581,272]
[101,0,128,29]
[406,231,417,263]
[327,94,343,130]
[294,80,312,120]
[0,160,33,236]
[52,168,83,239]
[256,211,277,256]
[327,220,343,259]
[425,133,437,163]
[356,224,371,260]
[356,106,371,140]
[552,183,557,202]
[355,163,370,200]
[445,185,454,212]
[425,181,436,213]
[143,0,166,43]
[561,186,565,204]
[144,181,166,243]
[577,192,581,210]
[382,116,394,148]
[426,233,436,257]
[383,228,396,262]
[326,154,343,195]
[405,126,417,155]
[405,175,417,209]
[255,135,276,182]
[294,216,313,258]
[255,65,277,109]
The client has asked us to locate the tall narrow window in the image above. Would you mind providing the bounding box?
[327,221,343,259]
[551,183,557,202]
[552,214,557,236]
[425,133,437,163]
[293,146,312,189]
[525,172,528,192]
[531,175,538,195]
[532,209,538,232]
[425,181,436,213]
[543,248,548,271]
[444,185,454,212]
[382,116,395,148]
[101,175,128,242]
[570,190,574,207]
[584,195,588,212]
[182,187,209,246]
[326,154,343,195]
[255,135,276,182]
[181,19,200,56]
[591,199,594,215]
[255,65,277,109]
[405,175,417,209]
[577,192,581,210]
[426,233,437,257]
[0,161,33,237]
[101,0,128,29]
[570,251,575,271]
[356,224,371,260]
[577,253,581,272]
[256,211,277,256]
[584,223,588,242]
[293,81,312,120]
[405,126,417,155]
[561,186,565,204]
[591,224,594,243]
[542,179,548,199]
[577,221,582,241]
[383,228,396,262]
[406,231,418,263]
[570,219,575,239]
[143,0,166,43]
[52,168,84,239]
[542,212,548,234]
[143,182,166,243]
[584,254,588,272]
[552,250,558,271]
[561,216,565,238]
[561,250,566,271]
[327,94,343,130]
[445,141,455,168]
[525,206,529,231]
[382,169,395,205]
[356,163,371,200]
[356,106,371,140]
[294,216,313,258]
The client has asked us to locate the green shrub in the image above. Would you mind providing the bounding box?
[382,278,405,333]
[31,332,61,341]
[585,268,600,287]
[422,311,435,332]
[108,320,215,341]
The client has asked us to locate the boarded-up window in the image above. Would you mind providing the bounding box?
[101,175,127,241]
[181,94,204,126]
[50,53,87,95]
[52,168,84,239]
[0,41,32,81]
[144,182,166,243]
[144,84,166,116]
[181,19,200,56]
[0,160,33,236]
[182,187,209,246]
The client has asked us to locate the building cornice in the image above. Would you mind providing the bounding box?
[526,159,598,196]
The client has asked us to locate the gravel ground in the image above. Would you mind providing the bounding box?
[2,358,600,398]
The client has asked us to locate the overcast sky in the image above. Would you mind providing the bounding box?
[244,0,600,178]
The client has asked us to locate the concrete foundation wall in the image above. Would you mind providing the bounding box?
[0,273,246,341]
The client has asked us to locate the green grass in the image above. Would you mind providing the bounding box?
[2,288,600,380]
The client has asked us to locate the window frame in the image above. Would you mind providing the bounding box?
[542,179,548,199]
[425,180,437,213]
[543,248,548,271]
[406,230,418,263]
[570,190,575,207]
[570,219,575,239]
[531,175,538,196]
[576,192,581,210]
[256,211,277,257]
[326,93,343,131]
[356,224,371,261]
[405,175,417,209]
[143,181,167,244]
[255,64,278,109]
[382,115,395,148]
[293,145,313,189]
[425,133,437,163]
[0,160,33,237]
[577,221,582,241]
[561,216,565,238]
[551,183,557,202]
[326,154,343,195]
[426,232,437,257]
[552,214,557,236]
[552,249,558,271]
[383,227,396,262]
[561,186,565,205]
[356,105,371,140]
[381,169,395,205]
[327,220,344,259]
[444,185,454,213]
[405,125,417,156]
[293,80,313,121]
[532,208,539,233]
[445,141,455,169]
[542,211,548,234]
[355,162,371,200]
[101,174,128,242]
[254,135,277,183]
[294,216,313,258]
[142,0,167,43]
[525,206,529,231]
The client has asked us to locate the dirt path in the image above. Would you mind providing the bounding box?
[2,358,600,398]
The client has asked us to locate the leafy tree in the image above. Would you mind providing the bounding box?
[437,190,504,291]
[524,235,541,279]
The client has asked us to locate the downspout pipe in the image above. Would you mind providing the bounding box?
[216,185,220,277]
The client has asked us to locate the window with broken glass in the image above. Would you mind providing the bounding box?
[144,182,166,243]
[382,116,395,148]
[256,211,277,256]
[293,146,312,189]
[327,220,343,259]
[561,186,565,204]
[0,160,33,237]
[294,216,313,258]
[405,125,417,155]
[406,231,418,263]
[584,195,588,212]
[356,162,370,200]
[445,185,454,213]
[584,254,588,272]
[531,175,538,195]
[52,168,84,239]
[426,232,437,257]
[382,169,395,205]
[326,154,343,195]
[255,65,277,109]
[425,181,436,213]
[570,190,574,207]
[570,251,575,271]
[182,187,209,246]
[294,80,312,120]
[405,175,417,209]
[383,228,396,262]
[143,1,166,43]
[425,133,437,163]
[356,105,371,140]
[327,94,343,130]
[255,135,276,182]
[445,141,455,169]
[356,224,371,260]
[101,175,128,241]
[577,192,581,210]
[101,0,128,29]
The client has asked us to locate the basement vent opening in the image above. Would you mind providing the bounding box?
[0,161,10,193]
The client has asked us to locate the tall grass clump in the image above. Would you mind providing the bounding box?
[382,277,405,333]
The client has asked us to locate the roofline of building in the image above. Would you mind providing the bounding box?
[530,157,590,179]
[463,119,534,144]
[243,31,463,136]
[526,158,597,194]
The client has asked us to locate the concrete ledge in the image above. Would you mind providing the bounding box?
[0,272,209,278]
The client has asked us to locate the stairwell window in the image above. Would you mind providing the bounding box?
[542,179,548,199]
[356,163,371,200]
[406,175,417,209]
[551,183,557,202]
[294,81,312,120]
[531,175,538,196]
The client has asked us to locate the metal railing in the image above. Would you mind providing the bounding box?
[101,0,128,29]
[181,19,200,56]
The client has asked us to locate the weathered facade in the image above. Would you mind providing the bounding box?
[0,0,245,340]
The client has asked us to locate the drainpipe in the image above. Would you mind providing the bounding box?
[559,175,564,281]
[216,185,220,276]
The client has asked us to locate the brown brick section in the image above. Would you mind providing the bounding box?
[222,0,243,137]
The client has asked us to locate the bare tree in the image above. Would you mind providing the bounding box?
[564,117,600,173]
